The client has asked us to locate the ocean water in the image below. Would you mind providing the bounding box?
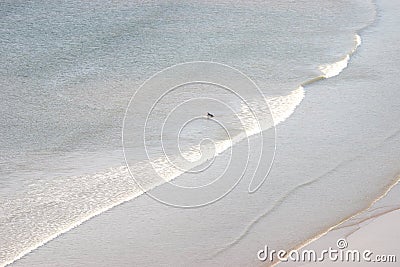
[1,0,399,266]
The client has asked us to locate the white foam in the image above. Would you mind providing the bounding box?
[319,34,362,79]
[0,167,141,267]
[319,54,350,78]
[267,86,305,125]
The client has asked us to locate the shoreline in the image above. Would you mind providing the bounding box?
[275,174,400,266]
[277,174,400,266]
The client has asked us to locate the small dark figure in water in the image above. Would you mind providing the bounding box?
[207,112,214,118]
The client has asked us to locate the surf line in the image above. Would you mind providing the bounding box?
[303,34,362,87]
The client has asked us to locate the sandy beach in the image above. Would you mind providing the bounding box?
[1,0,400,266]
[279,177,400,266]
